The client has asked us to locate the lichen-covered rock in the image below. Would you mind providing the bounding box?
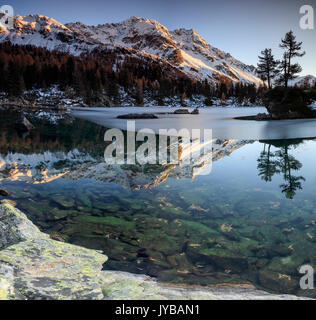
[101,271,309,300]
[0,200,107,300]
[0,263,24,300]
[0,239,107,300]
[0,277,15,300]
[0,201,48,250]
[0,265,15,300]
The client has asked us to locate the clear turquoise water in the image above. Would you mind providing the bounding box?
[1,109,316,298]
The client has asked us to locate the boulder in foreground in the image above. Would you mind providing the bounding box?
[0,200,106,300]
[0,200,47,250]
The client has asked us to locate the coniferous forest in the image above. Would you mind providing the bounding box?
[0,42,265,106]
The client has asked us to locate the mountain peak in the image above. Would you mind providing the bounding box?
[120,16,170,35]
[172,27,209,47]
[289,75,316,87]
[14,14,72,33]
[125,16,145,22]
[0,14,264,86]
[173,28,197,34]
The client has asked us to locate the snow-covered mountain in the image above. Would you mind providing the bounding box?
[66,17,262,85]
[0,14,102,53]
[0,13,263,86]
[289,75,316,88]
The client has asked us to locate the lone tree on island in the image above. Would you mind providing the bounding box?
[278,31,305,87]
[257,48,279,89]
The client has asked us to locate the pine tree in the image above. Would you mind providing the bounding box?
[278,31,305,87]
[278,53,289,88]
[257,48,279,89]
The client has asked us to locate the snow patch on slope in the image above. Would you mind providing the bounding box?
[289,75,316,88]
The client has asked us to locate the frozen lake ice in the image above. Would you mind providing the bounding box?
[70,106,316,140]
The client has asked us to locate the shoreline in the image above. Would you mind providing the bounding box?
[0,102,68,112]
[0,101,264,112]
[234,114,316,121]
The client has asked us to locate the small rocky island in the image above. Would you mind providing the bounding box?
[0,200,309,300]
[236,88,316,121]
[117,113,158,119]
[116,108,199,119]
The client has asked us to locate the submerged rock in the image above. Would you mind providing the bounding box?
[0,201,312,300]
[258,269,298,294]
[0,189,9,197]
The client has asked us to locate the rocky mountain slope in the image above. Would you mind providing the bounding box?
[0,13,263,86]
[289,75,316,88]
[67,16,262,85]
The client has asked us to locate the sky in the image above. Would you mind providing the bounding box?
[5,0,316,76]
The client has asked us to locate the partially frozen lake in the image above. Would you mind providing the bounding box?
[2,109,316,298]
[70,106,316,140]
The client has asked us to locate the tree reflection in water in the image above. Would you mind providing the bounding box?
[257,139,306,199]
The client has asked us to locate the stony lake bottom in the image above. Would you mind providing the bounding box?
[1,107,316,298]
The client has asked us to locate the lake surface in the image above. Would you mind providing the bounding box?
[1,107,316,298]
